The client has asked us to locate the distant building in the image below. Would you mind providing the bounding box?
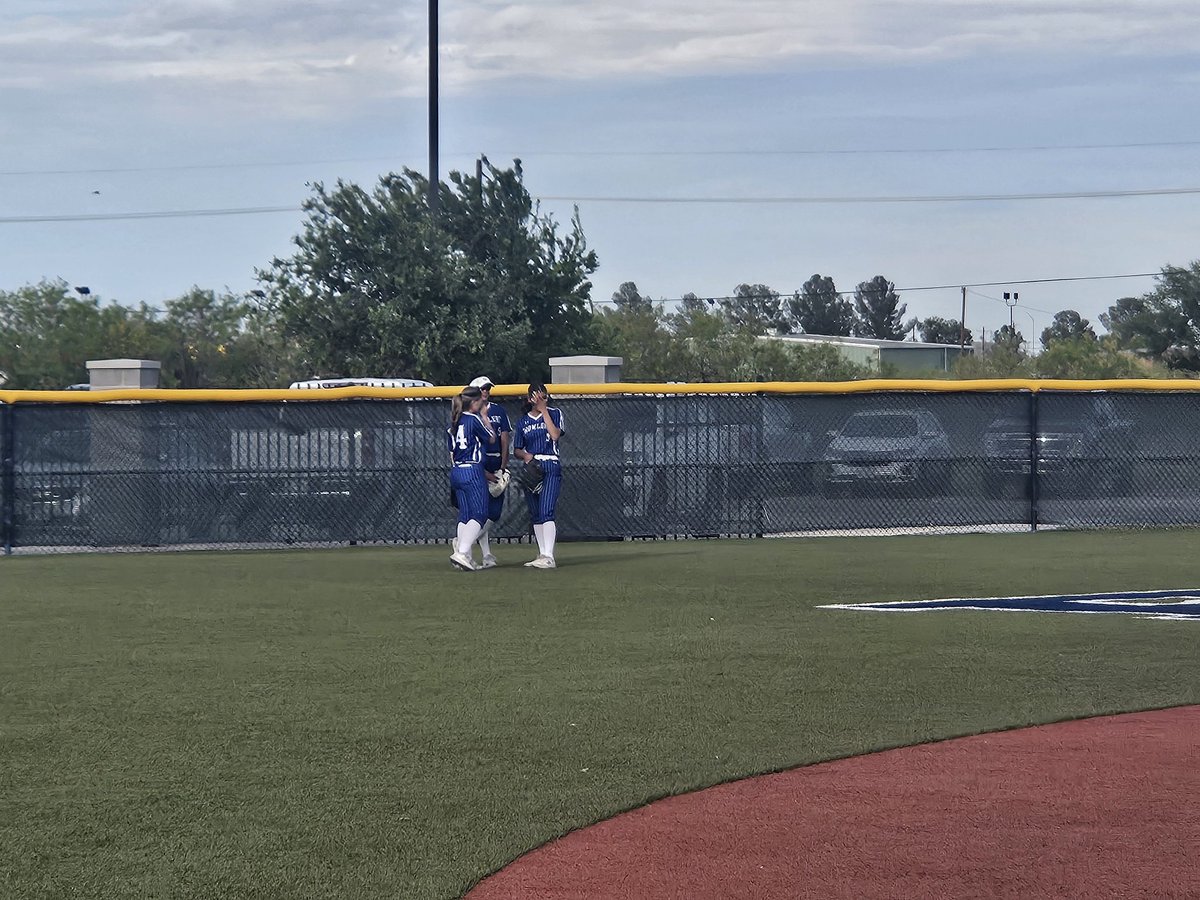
[767,333,974,374]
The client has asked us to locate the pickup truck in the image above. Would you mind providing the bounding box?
[981,396,1136,497]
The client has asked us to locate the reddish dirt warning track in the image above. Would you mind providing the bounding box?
[467,706,1200,899]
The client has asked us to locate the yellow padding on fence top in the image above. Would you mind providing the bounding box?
[1,378,1199,404]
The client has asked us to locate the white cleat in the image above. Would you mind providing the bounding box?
[523,555,545,568]
[480,554,498,569]
[450,551,476,571]
[529,556,556,569]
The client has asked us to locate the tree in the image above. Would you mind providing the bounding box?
[720,283,787,333]
[1033,335,1142,379]
[787,274,854,336]
[154,288,257,388]
[677,292,712,317]
[592,302,683,381]
[1040,309,1096,349]
[1100,294,1189,363]
[919,316,972,346]
[611,281,653,313]
[0,280,173,389]
[992,324,1025,355]
[852,276,907,340]
[258,160,598,385]
[1100,264,1200,370]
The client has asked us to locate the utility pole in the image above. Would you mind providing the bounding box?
[428,0,439,215]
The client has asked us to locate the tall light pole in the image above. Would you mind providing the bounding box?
[428,0,439,215]
[1003,291,1019,331]
[959,285,967,350]
[1021,309,1037,354]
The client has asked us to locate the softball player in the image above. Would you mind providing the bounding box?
[468,375,511,569]
[447,385,495,571]
[512,382,564,569]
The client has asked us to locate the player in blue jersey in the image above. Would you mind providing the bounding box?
[447,385,495,571]
[512,382,565,569]
[468,375,511,569]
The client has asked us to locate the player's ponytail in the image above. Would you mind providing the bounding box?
[452,386,483,429]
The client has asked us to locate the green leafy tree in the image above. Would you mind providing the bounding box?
[787,274,854,336]
[852,276,907,340]
[720,283,787,333]
[786,342,875,380]
[611,281,654,313]
[1033,335,1142,379]
[258,160,598,385]
[668,305,747,382]
[592,302,683,381]
[992,324,1025,355]
[1100,264,1200,370]
[1040,309,1096,349]
[0,281,172,389]
[677,292,711,317]
[1100,294,1188,363]
[918,316,972,346]
[154,288,254,388]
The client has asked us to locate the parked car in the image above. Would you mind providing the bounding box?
[819,409,951,495]
[981,396,1136,497]
[620,398,758,521]
[15,424,91,534]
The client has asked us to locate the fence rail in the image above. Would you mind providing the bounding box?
[2,384,1199,554]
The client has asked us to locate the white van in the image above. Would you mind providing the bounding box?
[288,377,433,390]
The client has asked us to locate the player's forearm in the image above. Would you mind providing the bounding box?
[500,433,510,467]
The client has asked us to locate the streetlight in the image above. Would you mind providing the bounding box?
[1020,310,1037,354]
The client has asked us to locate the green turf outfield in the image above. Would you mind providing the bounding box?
[2,531,1199,899]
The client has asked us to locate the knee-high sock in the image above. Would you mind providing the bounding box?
[543,521,557,559]
[478,520,492,559]
[458,520,483,554]
[533,523,547,556]
[455,522,466,552]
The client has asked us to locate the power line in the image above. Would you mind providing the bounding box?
[0,206,300,224]
[4,139,1200,176]
[597,272,1160,306]
[966,289,1057,316]
[528,140,1200,157]
[542,187,1200,205]
[4,181,1200,225]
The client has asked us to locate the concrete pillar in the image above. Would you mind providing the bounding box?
[548,355,623,384]
[86,358,162,390]
[84,359,162,546]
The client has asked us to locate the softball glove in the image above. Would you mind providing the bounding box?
[487,468,511,498]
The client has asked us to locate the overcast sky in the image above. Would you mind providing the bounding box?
[5,0,1200,346]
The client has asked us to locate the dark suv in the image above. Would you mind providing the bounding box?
[981,397,1135,497]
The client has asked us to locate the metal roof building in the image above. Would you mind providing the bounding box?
[768,333,974,374]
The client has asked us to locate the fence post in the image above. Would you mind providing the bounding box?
[1029,391,1040,533]
[1,403,14,555]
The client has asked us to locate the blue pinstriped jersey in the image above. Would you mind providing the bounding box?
[514,408,564,457]
[447,413,492,464]
[483,402,511,461]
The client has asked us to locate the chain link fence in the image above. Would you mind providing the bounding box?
[3,389,1200,554]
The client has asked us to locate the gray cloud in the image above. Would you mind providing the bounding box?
[5,0,1200,112]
